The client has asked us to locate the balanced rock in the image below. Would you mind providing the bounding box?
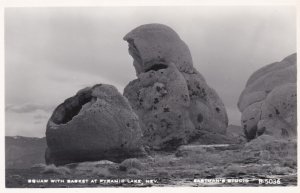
[238,53,297,140]
[45,84,144,165]
[123,23,228,150]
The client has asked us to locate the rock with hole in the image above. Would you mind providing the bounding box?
[45,84,145,165]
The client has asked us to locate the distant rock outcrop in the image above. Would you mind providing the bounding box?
[46,84,145,165]
[238,53,297,141]
[123,24,228,150]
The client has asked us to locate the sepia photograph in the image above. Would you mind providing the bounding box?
[3,3,297,189]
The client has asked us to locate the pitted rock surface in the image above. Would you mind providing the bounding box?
[123,23,195,75]
[238,53,297,141]
[46,84,145,165]
[123,23,228,150]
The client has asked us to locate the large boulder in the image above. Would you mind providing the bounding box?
[238,53,297,141]
[123,23,228,150]
[45,84,145,165]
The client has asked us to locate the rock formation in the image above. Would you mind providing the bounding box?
[238,53,297,141]
[45,84,145,165]
[123,23,228,150]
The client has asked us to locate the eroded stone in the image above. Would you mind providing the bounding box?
[123,24,228,149]
[46,84,145,165]
[238,53,297,140]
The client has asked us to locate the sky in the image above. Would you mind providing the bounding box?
[5,6,296,137]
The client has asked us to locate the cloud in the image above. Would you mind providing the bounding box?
[34,120,43,125]
[33,114,49,120]
[5,103,55,113]
[6,110,49,137]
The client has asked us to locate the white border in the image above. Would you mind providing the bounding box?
[0,1,299,193]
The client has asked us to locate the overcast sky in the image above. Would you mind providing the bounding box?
[5,6,296,137]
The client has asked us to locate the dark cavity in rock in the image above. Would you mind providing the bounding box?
[244,125,257,141]
[52,91,94,125]
[145,63,168,72]
[197,113,203,123]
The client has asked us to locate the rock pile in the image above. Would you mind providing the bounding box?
[45,84,145,165]
[238,53,297,141]
[123,24,228,150]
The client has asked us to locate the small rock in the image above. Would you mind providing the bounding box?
[41,164,71,175]
[119,158,143,171]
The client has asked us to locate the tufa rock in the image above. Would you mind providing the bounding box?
[123,23,228,150]
[45,84,145,166]
[238,53,297,141]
